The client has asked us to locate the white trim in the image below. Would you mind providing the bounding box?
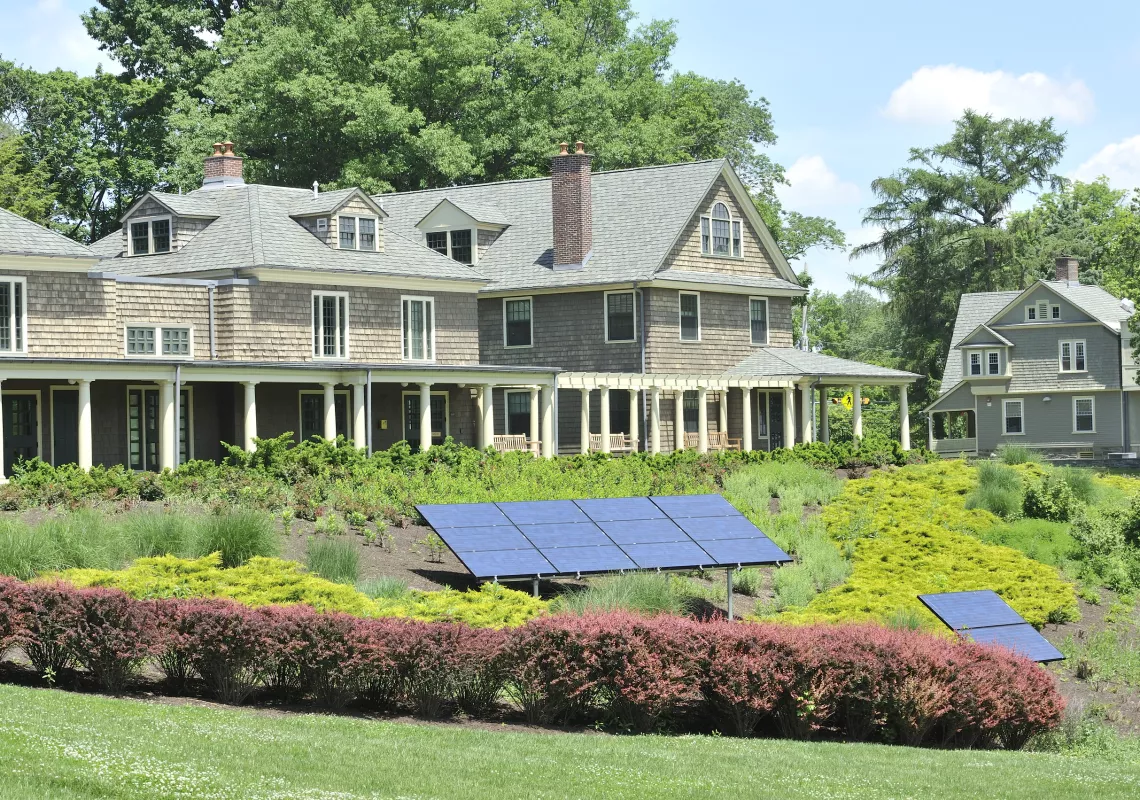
[335,215,379,252]
[988,280,1117,335]
[126,215,173,257]
[1072,395,1096,434]
[247,267,482,294]
[423,228,476,266]
[2,388,42,465]
[311,291,350,360]
[679,290,701,342]
[502,296,533,349]
[969,352,983,376]
[0,275,29,355]
[749,296,769,346]
[985,349,1001,376]
[299,388,351,441]
[400,295,436,362]
[503,389,532,436]
[603,289,637,344]
[123,323,195,359]
[125,384,194,468]
[1002,398,1025,436]
[1058,339,1087,373]
[699,200,744,260]
[399,389,450,443]
[1051,304,1061,320]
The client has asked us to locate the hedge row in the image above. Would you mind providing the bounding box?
[0,577,1061,748]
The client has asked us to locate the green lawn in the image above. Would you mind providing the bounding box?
[2,685,1139,800]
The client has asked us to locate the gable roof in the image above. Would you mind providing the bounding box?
[92,184,484,284]
[958,324,1014,347]
[985,279,1132,333]
[0,207,96,260]
[119,190,221,221]
[288,188,387,219]
[416,197,510,228]
[726,347,919,381]
[940,290,1021,393]
[378,159,801,293]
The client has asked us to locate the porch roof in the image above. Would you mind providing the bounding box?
[726,348,919,384]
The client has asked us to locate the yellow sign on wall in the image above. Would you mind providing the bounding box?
[841,393,853,410]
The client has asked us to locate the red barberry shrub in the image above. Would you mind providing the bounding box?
[67,587,160,693]
[22,581,82,678]
[389,621,477,718]
[451,625,509,717]
[150,599,197,690]
[504,615,604,724]
[698,621,798,737]
[0,576,31,657]
[352,618,401,709]
[178,598,272,705]
[264,605,374,709]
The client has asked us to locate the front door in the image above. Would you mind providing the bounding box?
[404,393,447,450]
[768,392,784,449]
[52,390,79,466]
[4,394,38,474]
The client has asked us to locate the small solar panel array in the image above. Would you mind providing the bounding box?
[918,590,1064,663]
[417,495,791,580]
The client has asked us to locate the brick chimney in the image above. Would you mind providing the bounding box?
[1055,256,1079,286]
[202,141,245,189]
[551,141,592,270]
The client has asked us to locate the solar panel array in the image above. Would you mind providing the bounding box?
[417,495,792,580]
[918,590,1064,663]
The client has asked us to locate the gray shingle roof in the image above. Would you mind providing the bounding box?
[0,207,95,259]
[941,290,1021,393]
[287,188,382,218]
[94,184,484,283]
[652,270,803,293]
[378,160,732,293]
[726,348,919,380]
[1043,281,1133,330]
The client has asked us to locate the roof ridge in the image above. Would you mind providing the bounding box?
[247,185,265,265]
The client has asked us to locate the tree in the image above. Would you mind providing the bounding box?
[0,134,57,225]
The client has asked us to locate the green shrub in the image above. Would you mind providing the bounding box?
[979,519,1076,569]
[190,510,278,568]
[1024,473,1079,522]
[314,513,347,536]
[553,573,695,617]
[357,575,409,600]
[966,462,1023,518]
[771,566,815,610]
[1070,509,1126,558]
[724,461,842,517]
[306,537,360,585]
[732,568,763,597]
[121,511,195,560]
[0,520,58,579]
[997,444,1040,465]
[1056,467,1097,505]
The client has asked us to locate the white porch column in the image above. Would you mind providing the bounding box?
[852,384,863,440]
[599,385,611,453]
[540,385,555,458]
[419,383,432,451]
[800,383,813,444]
[322,382,337,441]
[352,382,366,449]
[927,413,934,451]
[77,379,93,470]
[899,384,911,450]
[481,384,494,450]
[580,388,591,454]
[717,390,727,434]
[628,389,639,451]
[674,391,685,451]
[649,388,661,455]
[783,387,796,450]
[0,380,4,482]
[819,386,830,444]
[242,381,258,452]
[697,387,709,453]
[529,387,540,449]
[159,379,176,470]
[740,386,752,452]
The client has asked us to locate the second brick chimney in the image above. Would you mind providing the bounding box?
[551,141,592,270]
[203,141,245,189]
[1055,256,1079,286]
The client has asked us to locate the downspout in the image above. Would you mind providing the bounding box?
[207,284,217,360]
[365,368,373,456]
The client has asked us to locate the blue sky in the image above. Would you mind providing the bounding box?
[3,0,1139,293]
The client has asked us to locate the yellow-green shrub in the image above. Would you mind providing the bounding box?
[53,554,546,628]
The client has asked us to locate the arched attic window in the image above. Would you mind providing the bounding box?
[700,202,742,257]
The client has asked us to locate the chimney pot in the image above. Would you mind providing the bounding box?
[551,140,592,270]
[558,142,570,156]
[203,140,245,189]
[1055,256,1079,285]
[574,140,585,154]
[211,142,225,156]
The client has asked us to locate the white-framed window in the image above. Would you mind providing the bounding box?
[126,385,192,469]
[425,229,474,264]
[312,292,349,359]
[749,297,768,345]
[1003,399,1024,435]
[316,218,328,234]
[679,291,701,341]
[1073,396,1095,434]
[1025,305,1036,321]
[401,295,435,361]
[0,276,28,354]
[969,352,982,376]
[986,350,1001,376]
[1051,304,1061,319]
[127,216,172,256]
[604,290,636,343]
[1059,340,1086,373]
[700,202,742,257]
[337,215,378,251]
[124,325,193,359]
[503,297,533,348]
[504,390,533,437]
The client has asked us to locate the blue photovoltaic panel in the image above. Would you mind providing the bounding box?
[575,497,665,522]
[961,624,1065,663]
[542,545,638,574]
[700,537,793,566]
[442,528,534,553]
[519,523,611,549]
[918,590,1025,631]
[417,503,512,529]
[676,515,765,541]
[596,518,687,544]
[460,549,556,579]
[622,541,714,569]
[650,494,743,518]
[497,500,589,526]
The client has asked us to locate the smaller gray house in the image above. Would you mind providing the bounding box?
[925,257,1138,459]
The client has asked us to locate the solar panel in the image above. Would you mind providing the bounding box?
[417,503,512,529]
[497,500,589,526]
[442,528,534,553]
[575,497,665,522]
[518,522,611,549]
[542,545,638,574]
[622,541,714,569]
[918,590,1064,664]
[676,515,766,541]
[596,518,687,544]
[650,494,743,518]
[962,624,1065,663]
[460,549,556,579]
[699,537,792,565]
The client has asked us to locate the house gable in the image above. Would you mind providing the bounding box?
[990,282,1095,327]
[292,190,387,252]
[118,195,215,257]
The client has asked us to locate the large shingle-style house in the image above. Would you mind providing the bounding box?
[0,141,917,476]
[925,258,1138,458]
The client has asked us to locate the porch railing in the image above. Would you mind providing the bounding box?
[931,437,977,454]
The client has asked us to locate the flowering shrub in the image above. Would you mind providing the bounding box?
[67,588,160,693]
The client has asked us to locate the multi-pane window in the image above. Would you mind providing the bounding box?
[750,298,768,345]
[700,202,742,257]
[125,325,192,358]
[683,391,699,433]
[337,216,378,251]
[605,291,635,342]
[425,229,474,263]
[426,232,448,255]
[402,296,434,361]
[1059,340,1086,372]
[987,351,1000,375]
[1051,305,1061,319]
[969,352,982,376]
[504,298,532,347]
[128,217,172,256]
[338,217,355,249]
[679,292,700,341]
[126,327,156,355]
[359,218,376,250]
[312,293,348,359]
[0,277,27,354]
[506,391,531,436]
[1003,399,1024,435]
[1074,397,1095,433]
[162,327,190,356]
[128,387,191,470]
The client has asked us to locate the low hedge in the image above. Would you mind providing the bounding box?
[0,576,1062,748]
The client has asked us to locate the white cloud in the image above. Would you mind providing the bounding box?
[884,65,1094,124]
[1072,135,1140,190]
[778,155,860,211]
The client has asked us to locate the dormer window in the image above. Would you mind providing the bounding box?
[337,216,377,251]
[128,217,172,256]
[425,230,474,264]
[700,202,742,258]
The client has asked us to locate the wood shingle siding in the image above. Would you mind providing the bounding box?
[21,271,119,357]
[117,283,212,360]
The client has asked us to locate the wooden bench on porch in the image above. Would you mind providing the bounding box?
[683,431,741,451]
[589,433,637,454]
[493,434,540,455]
